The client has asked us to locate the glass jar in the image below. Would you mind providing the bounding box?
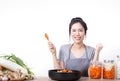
[103,60,115,79]
[88,61,102,79]
[116,55,120,79]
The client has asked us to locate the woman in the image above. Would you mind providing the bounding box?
[48,17,103,76]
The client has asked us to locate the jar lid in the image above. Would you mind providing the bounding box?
[90,60,102,66]
[104,60,114,63]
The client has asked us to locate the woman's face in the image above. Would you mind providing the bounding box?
[70,22,85,44]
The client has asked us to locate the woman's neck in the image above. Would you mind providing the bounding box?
[72,42,84,49]
[71,42,86,58]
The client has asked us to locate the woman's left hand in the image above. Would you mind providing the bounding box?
[96,43,103,52]
[93,43,103,61]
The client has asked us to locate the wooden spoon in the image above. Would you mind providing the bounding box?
[44,33,49,41]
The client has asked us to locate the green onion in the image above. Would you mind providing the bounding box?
[0,54,34,75]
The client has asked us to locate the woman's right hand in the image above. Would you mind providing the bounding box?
[48,41,56,55]
[48,41,63,69]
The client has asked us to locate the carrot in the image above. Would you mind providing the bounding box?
[44,33,49,41]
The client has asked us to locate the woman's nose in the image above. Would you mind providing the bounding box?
[76,31,79,35]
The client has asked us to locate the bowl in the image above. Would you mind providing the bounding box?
[48,69,82,81]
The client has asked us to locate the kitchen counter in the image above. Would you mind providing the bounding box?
[26,77,120,81]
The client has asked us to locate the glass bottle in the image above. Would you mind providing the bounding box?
[103,60,115,79]
[88,61,102,79]
[116,55,120,79]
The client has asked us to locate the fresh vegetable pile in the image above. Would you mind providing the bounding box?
[0,54,34,80]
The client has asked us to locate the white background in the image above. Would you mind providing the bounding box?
[0,0,120,76]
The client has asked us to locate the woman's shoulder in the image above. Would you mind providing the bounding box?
[59,44,70,56]
[85,45,95,51]
[60,44,70,49]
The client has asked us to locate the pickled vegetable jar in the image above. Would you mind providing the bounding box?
[88,61,102,79]
[103,60,115,79]
[116,55,120,79]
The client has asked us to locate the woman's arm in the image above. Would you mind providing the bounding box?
[93,43,103,62]
[48,41,63,69]
[52,54,63,69]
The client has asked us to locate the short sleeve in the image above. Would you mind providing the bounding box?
[87,46,95,61]
[58,44,70,62]
[90,48,95,61]
[58,46,64,61]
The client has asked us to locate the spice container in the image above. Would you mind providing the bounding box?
[116,55,120,79]
[103,60,115,79]
[88,61,102,79]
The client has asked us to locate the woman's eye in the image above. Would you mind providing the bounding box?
[79,29,83,32]
[71,29,84,33]
[71,29,76,32]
